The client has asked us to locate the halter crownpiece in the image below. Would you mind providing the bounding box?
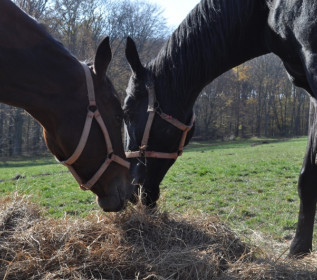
[125,81,195,160]
[56,62,130,190]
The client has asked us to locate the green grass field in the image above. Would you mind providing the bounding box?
[0,137,316,250]
[160,137,312,244]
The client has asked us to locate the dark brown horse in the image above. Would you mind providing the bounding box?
[124,0,317,255]
[0,0,131,212]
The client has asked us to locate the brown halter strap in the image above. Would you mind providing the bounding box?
[125,81,195,160]
[56,63,130,190]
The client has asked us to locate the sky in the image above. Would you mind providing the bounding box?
[148,0,201,28]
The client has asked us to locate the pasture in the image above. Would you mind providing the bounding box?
[0,137,317,241]
[0,137,316,246]
[0,137,317,279]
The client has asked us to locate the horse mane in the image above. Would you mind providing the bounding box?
[147,0,270,110]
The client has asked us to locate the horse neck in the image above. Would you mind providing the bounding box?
[0,0,86,128]
[150,0,271,118]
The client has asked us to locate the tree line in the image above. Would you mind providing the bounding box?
[0,0,310,157]
[195,55,309,140]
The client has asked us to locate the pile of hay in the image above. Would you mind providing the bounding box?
[0,194,316,280]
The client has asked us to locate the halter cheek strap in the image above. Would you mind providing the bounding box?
[56,63,130,190]
[125,82,195,160]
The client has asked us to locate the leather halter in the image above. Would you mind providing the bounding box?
[56,63,130,190]
[125,81,195,160]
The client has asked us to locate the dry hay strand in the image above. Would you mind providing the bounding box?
[0,193,316,280]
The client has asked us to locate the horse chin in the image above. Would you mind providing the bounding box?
[95,176,130,212]
[97,194,126,212]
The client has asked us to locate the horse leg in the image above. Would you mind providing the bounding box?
[290,101,317,256]
[290,162,317,256]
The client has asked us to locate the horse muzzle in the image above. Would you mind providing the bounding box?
[130,161,146,186]
[96,176,130,212]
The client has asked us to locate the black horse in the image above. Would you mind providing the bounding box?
[123,0,317,256]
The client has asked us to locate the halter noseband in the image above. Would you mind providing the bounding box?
[56,63,130,190]
[125,81,195,160]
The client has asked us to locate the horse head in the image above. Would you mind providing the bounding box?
[124,37,194,207]
[44,37,131,212]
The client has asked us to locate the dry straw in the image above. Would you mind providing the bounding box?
[0,193,316,280]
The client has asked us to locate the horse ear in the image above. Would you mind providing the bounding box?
[94,36,112,79]
[125,36,144,77]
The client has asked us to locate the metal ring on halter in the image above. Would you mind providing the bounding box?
[88,104,98,112]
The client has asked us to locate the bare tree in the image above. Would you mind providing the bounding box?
[45,0,105,59]
[103,0,168,54]
[14,0,50,20]
[102,0,169,98]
